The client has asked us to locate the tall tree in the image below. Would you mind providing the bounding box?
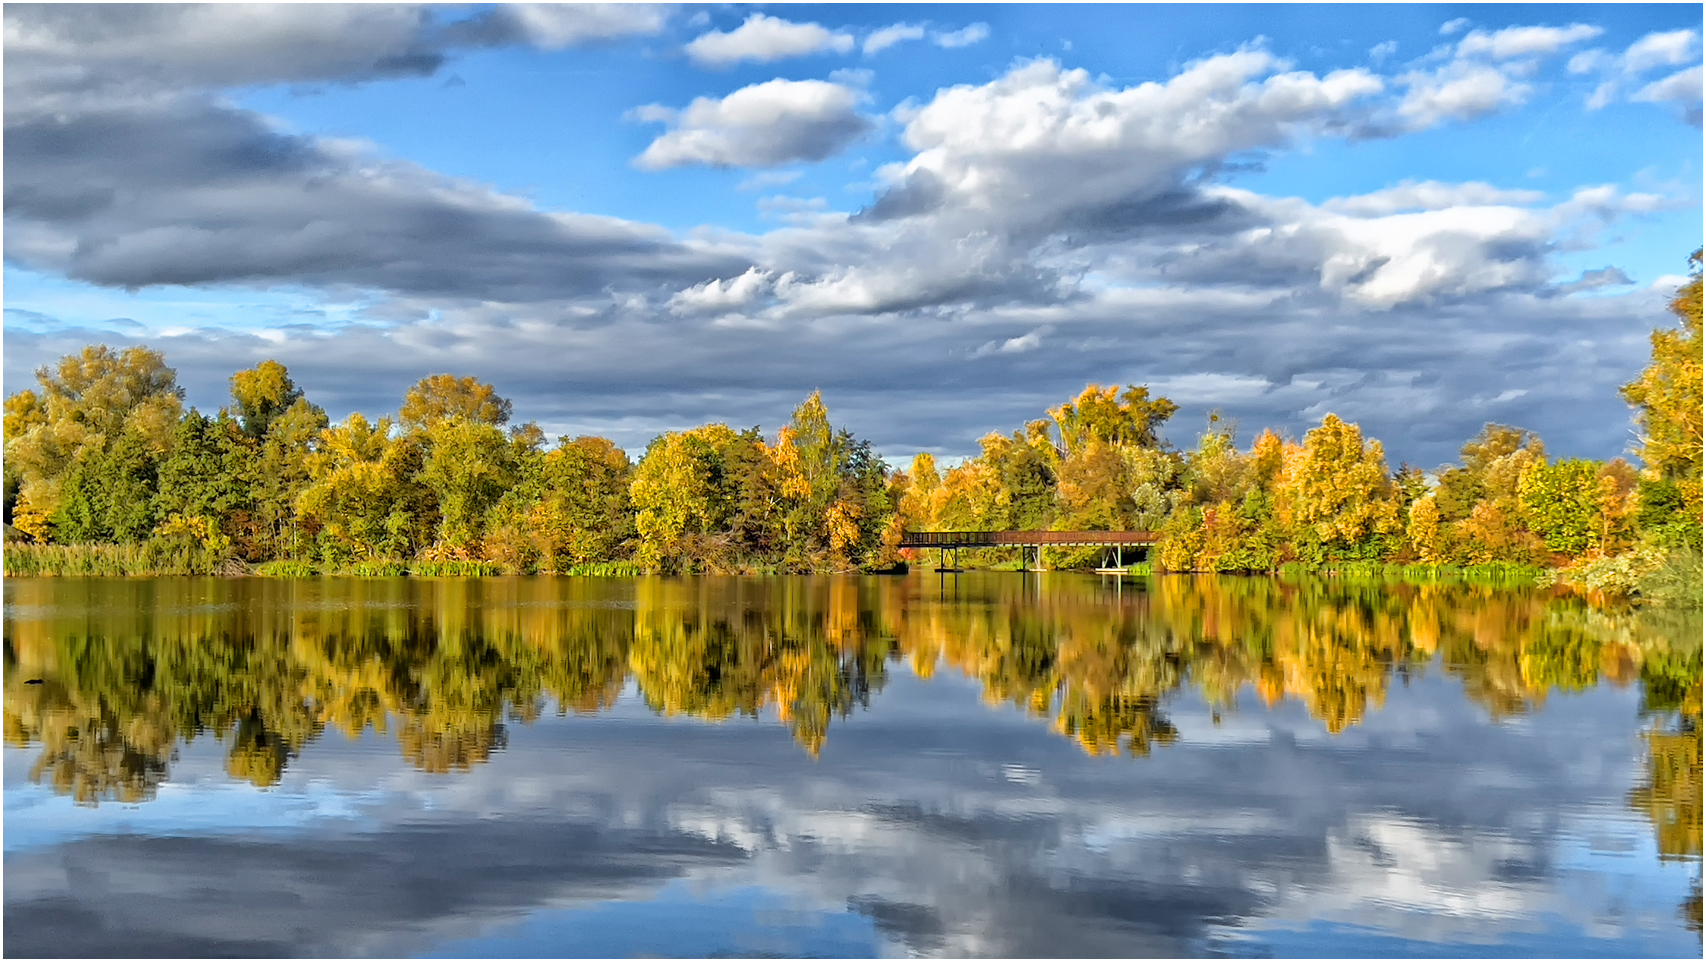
[4,346,183,540]
[1273,414,1401,564]
[399,374,513,431]
[1622,250,1703,542]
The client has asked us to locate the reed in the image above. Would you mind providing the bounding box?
[3,542,222,577]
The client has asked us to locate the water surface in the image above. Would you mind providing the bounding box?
[4,574,1700,957]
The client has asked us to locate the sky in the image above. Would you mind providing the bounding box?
[3,3,1702,468]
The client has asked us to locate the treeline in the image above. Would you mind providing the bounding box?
[5,256,1700,589]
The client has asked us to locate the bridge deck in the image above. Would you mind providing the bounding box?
[900,530,1158,548]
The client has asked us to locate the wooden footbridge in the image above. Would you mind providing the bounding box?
[899,530,1158,572]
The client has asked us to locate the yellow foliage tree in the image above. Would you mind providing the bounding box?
[1273,414,1401,563]
[1621,250,1703,525]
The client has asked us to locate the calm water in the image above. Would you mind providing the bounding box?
[3,573,1700,958]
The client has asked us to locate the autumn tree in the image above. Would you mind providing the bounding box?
[630,424,746,572]
[4,346,183,540]
[1273,414,1402,564]
[399,374,513,430]
[1622,251,1703,547]
[295,414,434,564]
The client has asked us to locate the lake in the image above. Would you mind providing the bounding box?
[3,573,1700,958]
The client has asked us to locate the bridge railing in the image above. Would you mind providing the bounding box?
[899,530,1158,548]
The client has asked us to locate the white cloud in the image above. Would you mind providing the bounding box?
[931,24,990,49]
[1369,41,1398,63]
[1455,24,1602,61]
[668,267,774,314]
[1575,29,1700,118]
[1632,64,1703,105]
[1397,63,1525,129]
[684,13,853,68]
[1391,22,1605,130]
[1622,29,1698,73]
[506,3,670,49]
[1567,50,1609,75]
[973,327,1050,357]
[1321,181,1544,217]
[885,53,1382,231]
[1439,18,1470,36]
[634,79,872,169]
[864,23,924,56]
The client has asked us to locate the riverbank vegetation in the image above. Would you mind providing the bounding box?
[5,255,1700,604]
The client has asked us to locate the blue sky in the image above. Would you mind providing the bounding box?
[4,3,1701,467]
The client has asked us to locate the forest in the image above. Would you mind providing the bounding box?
[4,254,1700,600]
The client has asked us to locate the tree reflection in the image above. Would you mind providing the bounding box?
[3,574,1698,816]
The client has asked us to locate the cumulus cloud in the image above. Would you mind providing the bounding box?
[1622,29,1700,73]
[1454,23,1602,60]
[864,23,925,56]
[874,53,1382,234]
[668,267,775,314]
[633,79,872,169]
[684,14,853,68]
[1396,62,1527,129]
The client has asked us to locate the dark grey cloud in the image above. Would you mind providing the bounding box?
[2,4,670,100]
[3,3,736,301]
[4,96,747,299]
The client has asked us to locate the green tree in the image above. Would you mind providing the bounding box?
[1519,458,1601,555]
[419,417,519,552]
[630,424,744,572]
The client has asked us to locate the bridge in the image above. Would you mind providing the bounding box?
[899,530,1158,572]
